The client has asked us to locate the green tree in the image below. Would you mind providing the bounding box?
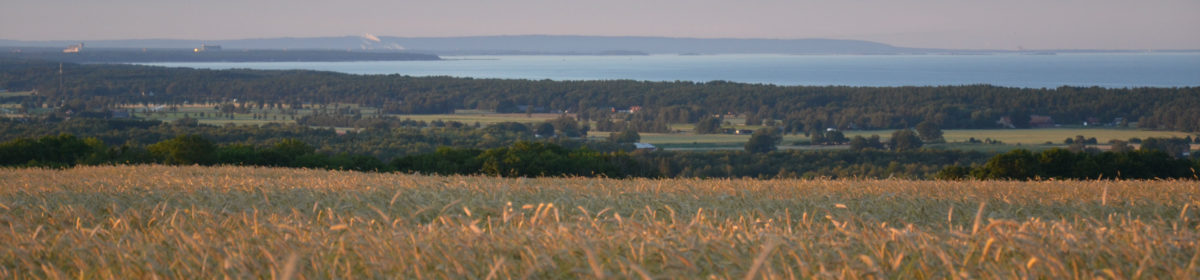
[1110,140,1134,153]
[483,122,532,136]
[744,128,782,154]
[327,153,388,172]
[535,122,556,137]
[1036,148,1078,179]
[1140,137,1191,157]
[973,149,1038,180]
[172,117,199,127]
[147,134,216,165]
[915,121,944,143]
[888,130,923,151]
[809,129,827,145]
[266,139,315,166]
[391,147,484,175]
[216,144,261,165]
[550,115,583,137]
[494,100,518,113]
[825,130,848,145]
[848,135,884,151]
[934,165,972,180]
[744,111,763,126]
[1009,112,1032,129]
[609,129,641,143]
[0,134,98,167]
[479,141,571,177]
[694,115,722,134]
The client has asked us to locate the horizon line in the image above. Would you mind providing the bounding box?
[2,34,1197,52]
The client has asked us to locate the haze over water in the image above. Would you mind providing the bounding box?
[145,53,1199,88]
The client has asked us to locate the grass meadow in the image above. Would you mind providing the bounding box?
[0,91,34,98]
[1,165,1197,278]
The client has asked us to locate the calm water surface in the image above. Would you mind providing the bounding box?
[144,53,1200,88]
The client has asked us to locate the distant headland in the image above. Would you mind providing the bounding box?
[3,35,1196,63]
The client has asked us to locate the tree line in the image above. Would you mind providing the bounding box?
[0,117,559,160]
[939,148,1198,180]
[0,116,983,178]
[4,129,1196,180]
[0,132,645,177]
[0,133,389,171]
[4,58,1199,132]
[0,114,989,179]
[0,132,986,179]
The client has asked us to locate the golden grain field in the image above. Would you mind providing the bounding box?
[1,165,1197,279]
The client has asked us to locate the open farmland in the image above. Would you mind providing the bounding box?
[1,165,1198,278]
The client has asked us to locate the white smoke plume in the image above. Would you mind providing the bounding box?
[361,33,382,42]
[360,33,404,50]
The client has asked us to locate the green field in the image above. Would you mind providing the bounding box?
[0,91,34,114]
[0,90,34,98]
[2,165,1197,278]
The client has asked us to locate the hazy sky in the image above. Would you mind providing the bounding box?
[3,0,1198,50]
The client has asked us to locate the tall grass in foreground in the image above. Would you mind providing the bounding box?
[1,165,1197,279]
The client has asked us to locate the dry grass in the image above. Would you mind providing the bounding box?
[1,165,1197,279]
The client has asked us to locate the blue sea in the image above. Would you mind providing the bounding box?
[143,53,1200,88]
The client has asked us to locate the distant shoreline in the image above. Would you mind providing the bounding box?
[132,52,1200,89]
[5,35,1198,58]
[0,48,441,63]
